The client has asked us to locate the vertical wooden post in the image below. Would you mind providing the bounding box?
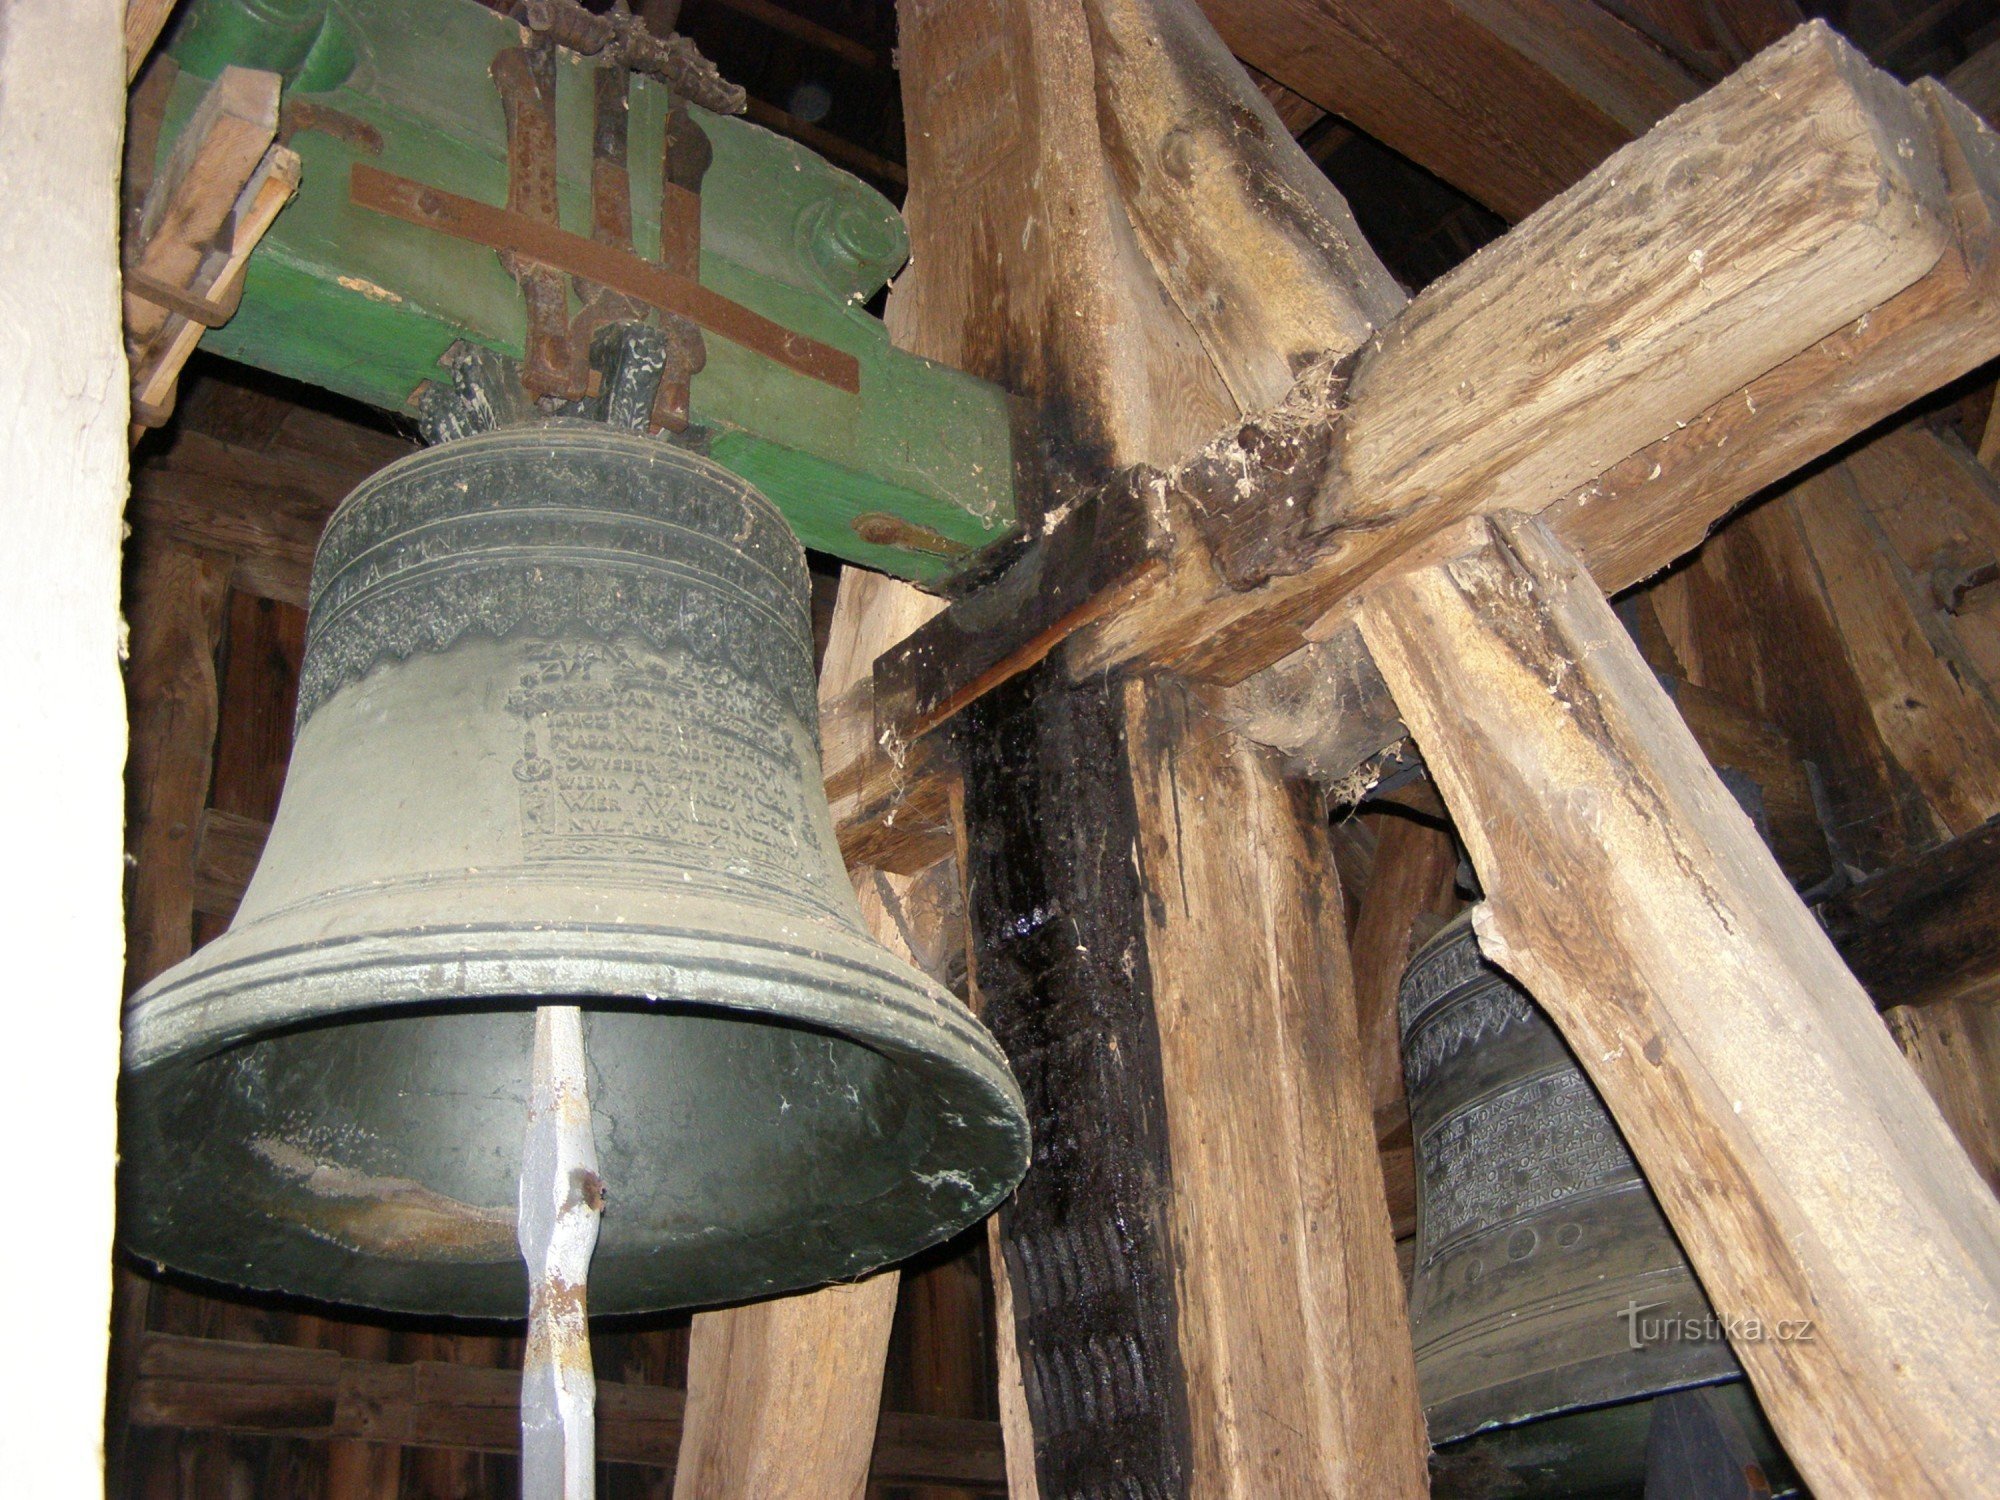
[1347,813,1460,1123]
[123,544,231,993]
[1355,511,2000,1497]
[960,663,1429,1497]
[0,0,131,1488]
[1119,675,1428,1498]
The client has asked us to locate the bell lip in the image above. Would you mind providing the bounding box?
[124,916,1019,1101]
[120,919,1031,1317]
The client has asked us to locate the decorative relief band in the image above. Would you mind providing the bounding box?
[1400,920,1497,1037]
[1402,980,1538,1092]
[295,428,819,734]
[1417,1066,1637,1255]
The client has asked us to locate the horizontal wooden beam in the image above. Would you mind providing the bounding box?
[128,1333,1005,1488]
[704,0,887,72]
[192,806,269,922]
[1076,22,1953,683]
[1818,821,2000,1013]
[836,30,2000,823]
[1548,79,2000,593]
[1197,0,1703,220]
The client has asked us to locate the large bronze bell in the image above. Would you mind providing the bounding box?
[1402,914,1790,1495]
[120,423,1029,1318]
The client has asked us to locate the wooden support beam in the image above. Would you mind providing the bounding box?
[1595,0,1804,82]
[1354,511,2000,1498]
[673,1277,904,1497]
[1082,0,1404,412]
[890,0,1242,483]
[123,541,231,994]
[1818,821,2000,1012]
[1548,80,2000,594]
[1,2,130,1488]
[127,1332,1006,1486]
[129,142,299,429]
[1785,462,2000,835]
[702,0,886,72]
[960,664,1425,1497]
[896,9,1424,1486]
[1945,34,2000,125]
[1078,23,1953,684]
[1116,677,1425,1497]
[1196,0,1702,220]
[1884,997,2000,1198]
[862,24,1967,780]
[128,420,412,606]
[123,66,295,427]
[1347,811,1459,1124]
[192,806,269,922]
[126,0,179,83]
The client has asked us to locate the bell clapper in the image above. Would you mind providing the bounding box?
[519,1004,604,1500]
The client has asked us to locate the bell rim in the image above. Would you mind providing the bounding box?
[120,917,1030,1317]
[123,915,1017,1095]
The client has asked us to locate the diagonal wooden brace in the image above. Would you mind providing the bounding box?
[1354,511,2000,1499]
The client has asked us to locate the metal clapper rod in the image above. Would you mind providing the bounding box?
[519,1005,604,1498]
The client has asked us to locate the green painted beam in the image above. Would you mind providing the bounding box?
[160,0,1016,579]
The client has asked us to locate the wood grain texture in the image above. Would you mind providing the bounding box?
[1549,80,2000,594]
[1331,22,1944,534]
[129,142,299,427]
[1119,676,1428,1499]
[1818,821,2000,1013]
[127,1333,1003,1485]
[1595,0,1803,80]
[1786,463,2000,835]
[123,541,231,993]
[959,668,1196,1498]
[125,66,278,351]
[1838,424,2000,716]
[982,1220,1040,1500]
[891,0,1235,486]
[191,806,268,921]
[125,0,179,82]
[673,1277,903,1500]
[1357,512,2000,1498]
[1885,997,2000,1198]
[1649,492,1943,874]
[0,4,130,1488]
[1081,0,1402,411]
[1197,0,1693,220]
[1945,35,2000,125]
[1072,23,1955,686]
[1662,676,1829,890]
[1346,812,1459,1120]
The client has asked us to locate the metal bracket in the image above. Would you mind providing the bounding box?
[355,26,855,425]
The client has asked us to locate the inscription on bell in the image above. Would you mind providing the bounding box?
[505,637,826,895]
[1418,1067,1632,1253]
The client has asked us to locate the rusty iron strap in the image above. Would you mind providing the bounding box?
[351,162,860,394]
